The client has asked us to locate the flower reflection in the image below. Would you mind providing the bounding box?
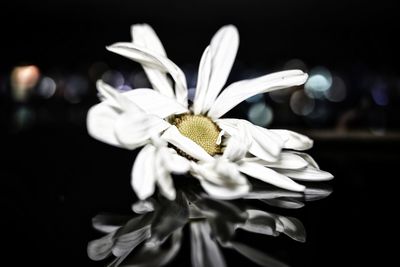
[88,184,331,267]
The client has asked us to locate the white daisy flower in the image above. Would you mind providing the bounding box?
[87,24,333,200]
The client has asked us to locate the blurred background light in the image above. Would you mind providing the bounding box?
[324,76,346,102]
[63,75,89,104]
[129,71,151,88]
[290,90,315,116]
[247,102,274,127]
[305,66,332,99]
[101,70,124,88]
[371,80,389,106]
[11,65,40,101]
[37,76,57,99]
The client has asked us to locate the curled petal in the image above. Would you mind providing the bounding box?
[270,129,313,151]
[278,166,334,181]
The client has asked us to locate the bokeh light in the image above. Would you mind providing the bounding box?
[290,90,315,116]
[11,65,40,101]
[305,66,332,99]
[247,102,274,126]
[37,76,57,99]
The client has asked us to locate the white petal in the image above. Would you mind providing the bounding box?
[161,126,214,162]
[193,25,239,114]
[131,24,167,56]
[131,145,157,200]
[200,180,250,200]
[114,111,170,150]
[218,119,283,162]
[293,152,320,169]
[87,103,121,147]
[131,24,175,98]
[263,152,309,170]
[239,162,305,192]
[244,122,283,160]
[160,147,191,174]
[270,129,313,151]
[193,46,212,114]
[191,160,248,186]
[208,70,308,119]
[123,89,188,118]
[278,166,334,181]
[154,163,176,200]
[107,42,188,106]
[221,122,252,162]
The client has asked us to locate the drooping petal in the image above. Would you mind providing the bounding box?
[278,166,334,181]
[193,25,239,114]
[239,162,305,192]
[161,126,214,162]
[270,129,313,151]
[114,111,170,150]
[262,152,309,170]
[123,89,188,118]
[87,102,121,147]
[190,221,227,267]
[107,42,188,106]
[92,214,131,233]
[131,24,175,98]
[131,145,157,200]
[208,70,308,119]
[221,121,252,162]
[200,180,250,200]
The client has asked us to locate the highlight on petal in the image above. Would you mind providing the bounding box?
[131,145,157,200]
[131,24,175,98]
[208,70,308,119]
[262,152,309,170]
[124,89,188,118]
[161,126,214,162]
[87,102,121,147]
[239,162,306,192]
[200,179,251,200]
[270,129,313,151]
[278,166,334,181]
[114,111,170,150]
[106,42,188,106]
[193,25,239,114]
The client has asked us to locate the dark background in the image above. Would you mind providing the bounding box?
[1,0,398,266]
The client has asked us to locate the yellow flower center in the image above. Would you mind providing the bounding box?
[171,113,222,156]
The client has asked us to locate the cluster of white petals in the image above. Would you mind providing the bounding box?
[87,24,333,200]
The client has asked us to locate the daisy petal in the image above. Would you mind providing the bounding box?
[87,103,120,147]
[263,152,309,170]
[124,89,188,118]
[193,46,212,114]
[278,166,334,181]
[270,129,313,151]
[156,171,176,200]
[160,148,191,174]
[200,180,250,200]
[107,42,188,106]
[131,24,175,98]
[161,126,214,162]
[208,70,308,119]
[194,25,239,114]
[293,152,320,169]
[239,162,305,192]
[115,111,170,150]
[131,145,157,200]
